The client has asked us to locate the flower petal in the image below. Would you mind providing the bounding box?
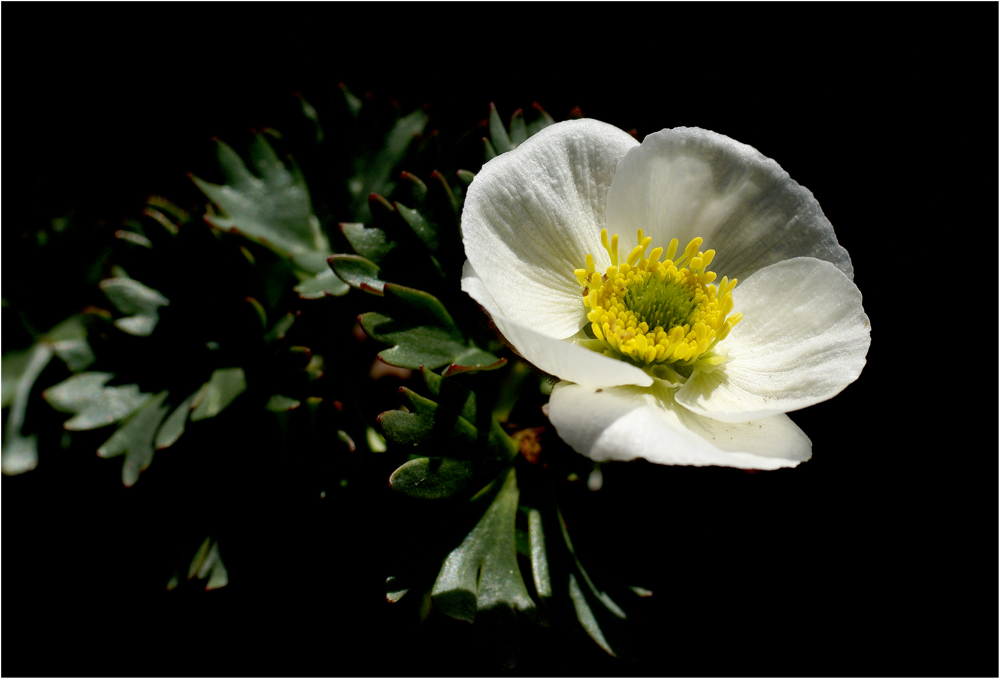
[548,380,811,470]
[462,119,638,339]
[606,127,853,283]
[462,262,651,389]
[676,258,870,423]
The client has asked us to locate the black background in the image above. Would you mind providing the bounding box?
[3,3,997,677]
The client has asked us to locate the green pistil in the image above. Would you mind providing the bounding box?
[622,275,696,331]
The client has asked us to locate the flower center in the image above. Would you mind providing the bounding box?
[574,229,743,367]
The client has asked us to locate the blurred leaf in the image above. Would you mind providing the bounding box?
[395,202,438,252]
[529,505,630,657]
[328,254,385,295]
[43,372,152,431]
[385,575,408,603]
[155,391,199,450]
[294,269,350,299]
[2,344,54,475]
[44,316,95,372]
[358,283,503,371]
[187,538,229,591]
[100,277,169,336]
[456,169,475,186]
[192,136,330,257]
[297,93,324,145]
[349,109,429,216]
[190,368,246,421]
[526,102,556,137]
[97,391,170,487]
[400,171,428,203]
[264,312,296,344]
[509,108,527,147]
[266,394,300,412]
[488,103,513,154]
[338,222,396,264]
[483,137,497,161]
[366,426,387,453]
[431,469,534,622]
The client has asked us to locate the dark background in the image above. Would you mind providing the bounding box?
[3,3,997,677]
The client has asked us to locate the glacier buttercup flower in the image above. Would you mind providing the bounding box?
[461,120,870,470]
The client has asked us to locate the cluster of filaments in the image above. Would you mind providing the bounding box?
[574,229,743,367]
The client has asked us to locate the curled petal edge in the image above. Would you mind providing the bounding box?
[462,261,651,390]
[548,380,812,470]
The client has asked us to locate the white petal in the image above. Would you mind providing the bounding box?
[548,381,811,470]
[676,258,870,422]
[606,127,853,283]
[462,119,638,338]
[462,262,651,389]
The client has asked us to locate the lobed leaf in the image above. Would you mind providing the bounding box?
[431,469,535,622]
[190,368,246,421]
[328,254,385,295]
[100,278,170,336]
[359,283,491,371]
[155,391,199,450]
[97,391,171,487]
[339,222,396,264]
[2,345,54,475]
[43,372,152,431]
[192,136,330,259]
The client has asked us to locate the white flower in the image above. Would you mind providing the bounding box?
[461,119,870,470]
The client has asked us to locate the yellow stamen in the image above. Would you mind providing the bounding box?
[576,232,742,368]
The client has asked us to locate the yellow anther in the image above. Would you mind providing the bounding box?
[626,244,645,267]
[664,238,679,261]
[575,231,740,369]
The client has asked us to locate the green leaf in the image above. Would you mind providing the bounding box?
[97,391,170,487]
[483,137,497,161]
[360,285,506,373]
[294,269,350,299]
[187,538,229,590]
[338,222,396,264]
[394,202,439,252]
[509,108,528,147]
[190,368,246,421]
[400,171,428,203]
[431,469,534,622]
[350,109,429,215]
[155,391,199,450]
[266,394,300,412]
[44,316,95,372]
[358,284,464,370]
[378,388,477,449]
[43,372,152,431]
[529,505,630,657]
[100,277,169,336]
[420,367,477,423]
[297,93,323,145]
[192,136,330,257]
[385,575,409,603]
[526,102,556,137]
[456,169,476,186]
[328,254,385,295]
[488,102,513,154]
[2,345,54,475]
[389,457,481,500]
